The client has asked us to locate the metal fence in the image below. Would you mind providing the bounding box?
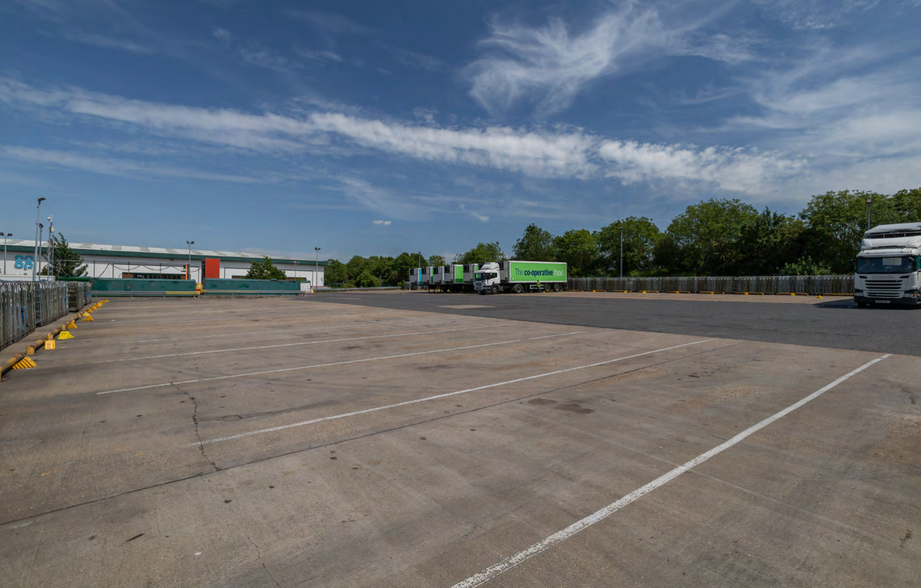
[568,275,854,295]
[1,281,92,351]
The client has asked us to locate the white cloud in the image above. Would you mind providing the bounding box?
[0,145,264,183]
[62,32,154,54]
[598,140,805,196]
[212,27,231,42]
[372,220,392,225]
[465,5,745,116]
[0,78,811,196]
[297,49,344,63]
[752,0,881,30]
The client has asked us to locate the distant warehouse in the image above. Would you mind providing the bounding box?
[1,239,326,285]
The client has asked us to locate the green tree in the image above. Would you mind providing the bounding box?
[454,242,505,265]
[346,256,369,282]
[355,270,378,288]
[799,190,892,274]
[42,232,87,277]
[553,229,599,277]
[779,256,833,276]
[890,188,921,222]
[367,256,394,285]
[512,224,556,261]
[595,217,660,276]
[391,252,420,284]
[735,209,806,275]
[427,255,446,267]
[324,259,347,286]
[244,256,287,280]
[659,198,759,275]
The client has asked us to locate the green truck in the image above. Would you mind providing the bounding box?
[474,261,567,294]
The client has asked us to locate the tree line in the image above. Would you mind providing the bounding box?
[514,188,921,277]
[324,188,920,286]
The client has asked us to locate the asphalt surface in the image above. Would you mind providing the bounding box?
[312,290,921,356]
[0,296,918,587]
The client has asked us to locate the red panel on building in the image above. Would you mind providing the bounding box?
[204,258,221,279]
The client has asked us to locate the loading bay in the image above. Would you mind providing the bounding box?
[0,292,918,587]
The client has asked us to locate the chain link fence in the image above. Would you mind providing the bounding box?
[1,281,92,351]
[568,275,854,295]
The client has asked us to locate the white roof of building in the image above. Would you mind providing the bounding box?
[3,239,322,264]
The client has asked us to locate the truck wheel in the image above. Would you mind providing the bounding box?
[513,284,523,294]
[491,285,499,295]
[553,283,561,292]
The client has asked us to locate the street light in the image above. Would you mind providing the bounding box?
[47,215,54,278]
[33,197,46,280]
[38,223,44,278]
[314,247,321,291]
[619,225,624,279]
[0,232,10,275]
[866,197,873,231]
[186,240,195,281]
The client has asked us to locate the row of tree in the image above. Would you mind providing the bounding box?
[322,188,920,286]
[511,188,921,277]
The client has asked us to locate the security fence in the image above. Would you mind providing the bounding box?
[1,281,92,351]
[568,275,854,296]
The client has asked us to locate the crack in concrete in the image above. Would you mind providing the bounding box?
[174,384,220,472]
[244,533,282,588]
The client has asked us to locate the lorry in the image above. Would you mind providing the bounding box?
[474,261,567,294]
[854,222,921,307]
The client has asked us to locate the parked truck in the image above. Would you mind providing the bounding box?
[854,222,921,307]
[474,261,567,294]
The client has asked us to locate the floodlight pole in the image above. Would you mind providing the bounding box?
[186,240,195,280]
[33,198,45,280]
[619,225,624,279]
[1,232,10,275]
[314,247,321,291]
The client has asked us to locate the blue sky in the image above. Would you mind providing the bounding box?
[1,0,920,262]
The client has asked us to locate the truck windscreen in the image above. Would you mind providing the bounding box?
[857,256,915,274]
[475,272,497,280]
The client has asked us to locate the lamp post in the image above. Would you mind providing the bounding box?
[33,197,45,280]
[619,225,624,279]
[866,197,873,231]
[186,240,195,281]
[47,215,54,278]
[38,223,44,278]
[314,247,321,291]
[1,232,10,275]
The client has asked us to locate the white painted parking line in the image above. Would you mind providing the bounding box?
[91,326,479,364]
[192,338,709,447]
[451,354,891,588]
[127,315,428,344]
[96,331,587,396]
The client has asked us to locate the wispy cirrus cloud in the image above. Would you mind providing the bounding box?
[466,3,745,117]
[372,220,392,226]
[0,77,809,195]
[598,140,805,196]
[0,145,264,183]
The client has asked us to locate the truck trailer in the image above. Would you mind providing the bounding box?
[474,261,567,294]
[854,223,921,307]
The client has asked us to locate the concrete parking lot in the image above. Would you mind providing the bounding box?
[0,294,918,587]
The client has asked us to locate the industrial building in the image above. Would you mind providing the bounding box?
[0,239,326,285]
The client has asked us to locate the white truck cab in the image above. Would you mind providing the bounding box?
[854,223,921,307]
[474,262,501,294]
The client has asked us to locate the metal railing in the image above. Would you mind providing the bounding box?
[568,275,854,295]
[1,281,92,351]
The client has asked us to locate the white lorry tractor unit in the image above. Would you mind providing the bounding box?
[474,261,567,294]
[854,222,921,307]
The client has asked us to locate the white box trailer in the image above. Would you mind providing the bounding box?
[408,267,423,290]
[474,261,568,294]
